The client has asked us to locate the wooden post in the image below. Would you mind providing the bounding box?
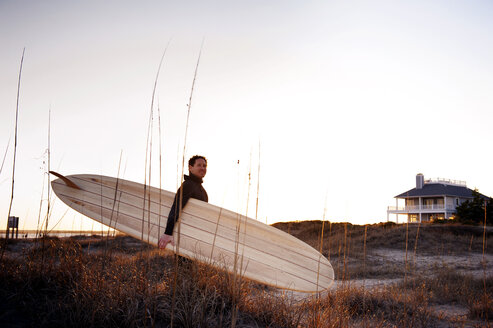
[7,216,19,239]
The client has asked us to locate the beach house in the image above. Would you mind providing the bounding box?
[387,173,488,223]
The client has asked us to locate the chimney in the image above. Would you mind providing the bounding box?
[416,173,424,189]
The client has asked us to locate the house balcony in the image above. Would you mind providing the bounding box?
[387,204,456,214]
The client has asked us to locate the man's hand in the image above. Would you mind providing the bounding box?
[158,234,175,249]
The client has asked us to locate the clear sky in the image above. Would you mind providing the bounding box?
[1,0,493,231]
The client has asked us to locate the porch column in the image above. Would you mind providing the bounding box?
[396,198,399,224]
[444,195,447,219]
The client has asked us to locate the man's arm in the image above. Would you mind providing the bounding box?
[159,186,191,250]
[163,181,193,236]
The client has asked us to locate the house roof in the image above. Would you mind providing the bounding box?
[395,183,490,199]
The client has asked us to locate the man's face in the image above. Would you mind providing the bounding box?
[189,158,207,179]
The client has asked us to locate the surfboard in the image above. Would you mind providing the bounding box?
[50,172,334,292]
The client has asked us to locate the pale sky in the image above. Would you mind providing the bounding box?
[1,0,493,231]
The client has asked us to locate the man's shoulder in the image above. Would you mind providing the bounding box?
[182,179,199,189]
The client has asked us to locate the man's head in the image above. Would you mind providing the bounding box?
[188,155,207,179]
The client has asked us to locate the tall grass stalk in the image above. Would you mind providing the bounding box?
[231,154,253,314]
[35,169,46,238]
[245,149,253,218]
[337,227,343,281]
[403,219,410,328]
[146,109,153,246]
[141,43,169,242]
[172,39,204,328]
[4,48,25,243]
[235,158,255,325]
[157,103,163,238]
[328,221,332,262]
[44,108,52,236]
[236,153,255,281]
[45,208,69,235]
[138,43,170,327]
[1,48,25,261]
[207,181,229,265]
[413,220,421,270]
[152,102,165,328]
[404,220,409,278]
[175,38,204,252]
[141,103,153,243]
[104,150,124,262]
[316,190,328,294]
[37,195,57,239]
[231,159,242,328]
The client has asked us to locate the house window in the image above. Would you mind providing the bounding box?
[430,214,445,222]
[424,199,434,206]
[423,198,443,206]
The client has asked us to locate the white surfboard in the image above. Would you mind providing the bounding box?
[51,172,334,292]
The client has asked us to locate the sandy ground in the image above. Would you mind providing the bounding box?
[329,248,492,290]
[329,248,493,327]
[370,248,493,278]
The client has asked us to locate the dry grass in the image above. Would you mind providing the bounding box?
[274,221,493,280]
[399,266,493,320]
[273,221,493,256]
[1,222,492,327]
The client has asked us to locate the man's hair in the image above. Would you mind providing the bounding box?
[189,155,207,167]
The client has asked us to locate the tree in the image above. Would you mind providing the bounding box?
[455,189,493,225]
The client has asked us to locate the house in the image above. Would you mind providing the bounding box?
[387,173,489,223]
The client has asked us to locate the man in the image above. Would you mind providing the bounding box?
[158,155,208,249]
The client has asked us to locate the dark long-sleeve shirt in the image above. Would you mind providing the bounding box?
[164,173,208,235]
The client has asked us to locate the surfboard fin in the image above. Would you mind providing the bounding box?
[49,171,81,190]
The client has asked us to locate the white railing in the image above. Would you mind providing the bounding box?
[425,177,466,187]
[387,205,456,212]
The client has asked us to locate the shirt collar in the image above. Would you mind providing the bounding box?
[184,173,203,184]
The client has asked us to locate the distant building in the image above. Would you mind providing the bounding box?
[387,173,489,223]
